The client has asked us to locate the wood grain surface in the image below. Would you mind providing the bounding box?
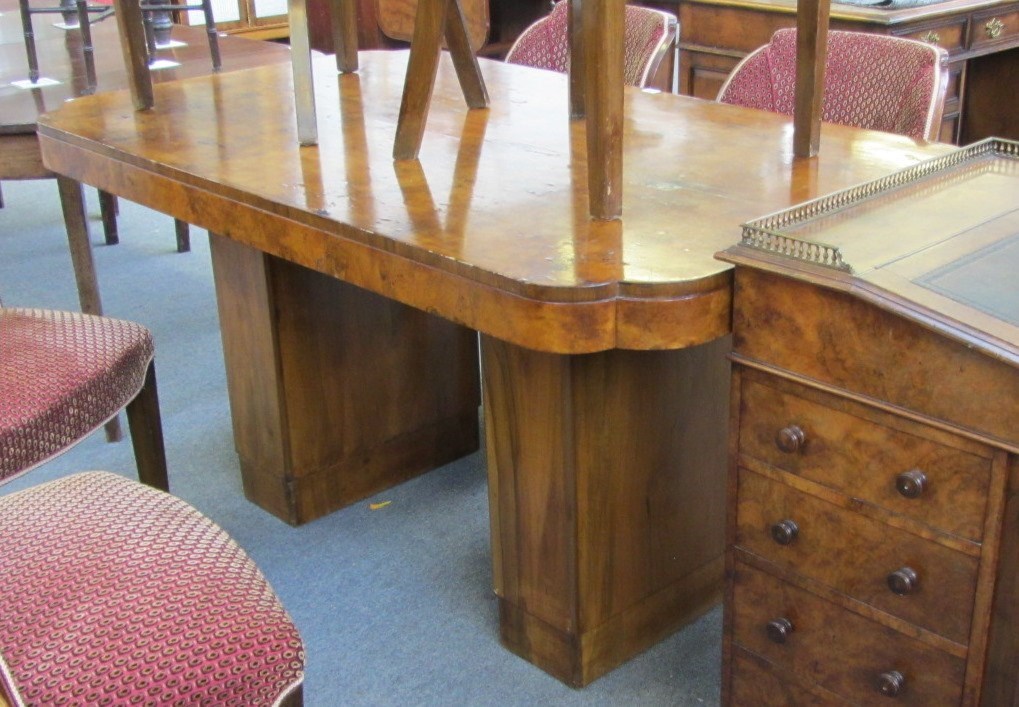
[37,50,951,354]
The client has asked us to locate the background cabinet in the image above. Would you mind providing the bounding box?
[668,0,1019,144]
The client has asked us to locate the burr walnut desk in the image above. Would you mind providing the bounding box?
[36,50,951,686]
[719,139,1019,704]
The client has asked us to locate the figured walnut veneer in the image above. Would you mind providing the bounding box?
[722,267,1019,704]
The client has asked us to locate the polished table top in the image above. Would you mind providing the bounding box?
[1,0,292,135]
[37,50,954,353]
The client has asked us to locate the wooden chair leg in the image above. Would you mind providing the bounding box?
[113,0,154,110]
[75,0,98,93]
[18,0,41,83]
[288,0,318,145]
[331,0,358,73]
[174,219,190,252]
[99,190,119,244]
[56,175,104,311]
[125,361,170,491]
[393,0,449,160]
[279,684,304,707]
[200,0,221,70]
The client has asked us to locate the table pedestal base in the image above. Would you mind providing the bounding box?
[482,335,730,685]
[209,234,482,525]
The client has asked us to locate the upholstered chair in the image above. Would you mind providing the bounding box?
[0,307,305,705]
[0,306,168,490]
[505,1,679,89]
[0,471,306,705]
[717,28,950,141]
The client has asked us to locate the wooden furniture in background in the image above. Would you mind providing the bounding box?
[0,0,293,313]
[304,0,678,90]
[37,50,951,685]
[203,0,289,39]
[719,139,1019,703]
[1,0,290,436]
[305,0,489,52]
[673,0,1019,144]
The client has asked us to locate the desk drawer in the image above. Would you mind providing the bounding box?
[730,647,851,705]
[970,7,1019,50]
[898,18,967,55]
[737,374,992,541]
[731,562,966,705]
[736,468,978,644]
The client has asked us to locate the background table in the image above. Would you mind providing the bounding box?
[37,49,952,686]
[1,0,292,312]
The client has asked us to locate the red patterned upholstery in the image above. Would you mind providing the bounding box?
[0,471,305,706]
[0,307,161,486]
[505,1,678,88]
[717,29,949,141]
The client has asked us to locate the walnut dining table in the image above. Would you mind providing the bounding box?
[36,50,954,686]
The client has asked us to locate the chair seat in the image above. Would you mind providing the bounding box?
[0,471,305,705]
[0,308,153,483]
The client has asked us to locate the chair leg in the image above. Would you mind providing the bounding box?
[142,10,158,61]
[75,0,97,93]
[57,176,123,445]
[200,0,221,70]
[125,361,170,491]
[99,190,119,244]
[174,219,190,252]
[103,416,124,442]
[279,684,304,707]
[0,182,5,208]
[18,0,41,83]
[113,0,155,109]
[57,175,104,315]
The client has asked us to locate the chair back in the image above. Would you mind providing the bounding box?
[505,1,678,88]
[717,28,949,141]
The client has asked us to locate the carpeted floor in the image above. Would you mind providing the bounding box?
[0,177,722,706]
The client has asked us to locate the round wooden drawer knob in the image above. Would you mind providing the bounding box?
[878,670,906,697]
[887,567,919,595]
[766,617,794,644]
[771,519,799,545]
[775,425,806,453]
[895,469,928,499]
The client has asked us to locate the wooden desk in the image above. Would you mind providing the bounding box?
[670,0,1019,144]
[0,0,292,311]
[36,50,950,686]
[719,139,1019,704]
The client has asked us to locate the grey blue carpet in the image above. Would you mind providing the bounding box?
[0,178,722,706]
